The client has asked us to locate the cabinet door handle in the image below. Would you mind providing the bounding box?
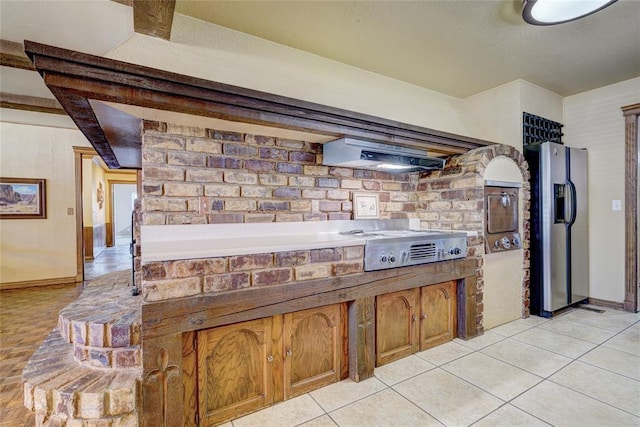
[267,355,273,363]
[421,314,426,320]
[412,315,417,322]
[286,350,292,356]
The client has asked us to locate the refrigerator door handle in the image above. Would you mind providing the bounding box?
[566,181,578,226]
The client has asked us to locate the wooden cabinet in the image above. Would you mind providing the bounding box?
[197,317,274,426]
[420,281,457,350]
[376,288,419,366]
[284,304,343,399]
[376,281,457,366]
[195,304,345,425]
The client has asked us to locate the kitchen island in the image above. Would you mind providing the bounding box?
[139,220,478,425]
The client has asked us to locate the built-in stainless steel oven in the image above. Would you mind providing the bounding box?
[484,182,521,253]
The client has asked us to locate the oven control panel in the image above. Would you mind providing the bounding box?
[486,232,522,253]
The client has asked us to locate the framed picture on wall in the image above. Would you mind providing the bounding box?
[353,192,379,219]
[0,177,46,219]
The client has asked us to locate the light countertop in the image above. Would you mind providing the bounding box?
[140,219,477,262]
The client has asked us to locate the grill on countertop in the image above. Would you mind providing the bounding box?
[340,229,467,271]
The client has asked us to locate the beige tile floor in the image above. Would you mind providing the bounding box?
[228,306,640,427]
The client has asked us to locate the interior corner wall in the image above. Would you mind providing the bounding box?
[564,77,640,304]
[462,80,523,149]
[0,122,91,285]
[462,80,564,151]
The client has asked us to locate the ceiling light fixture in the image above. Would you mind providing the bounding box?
[522,0,618,25]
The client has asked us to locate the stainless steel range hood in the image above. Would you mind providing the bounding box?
[322,138,445,172]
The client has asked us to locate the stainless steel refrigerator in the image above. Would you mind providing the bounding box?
[525,141,589,317]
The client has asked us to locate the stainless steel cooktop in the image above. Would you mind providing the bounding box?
[341,229,468,271]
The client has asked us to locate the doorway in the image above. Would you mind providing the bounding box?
[74,147,138,281]
[112,183,137,246]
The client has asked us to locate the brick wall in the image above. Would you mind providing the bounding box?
[138,123,530,334]
[418,144,531,334]
[141,246,363,302]
[140,122,419,226]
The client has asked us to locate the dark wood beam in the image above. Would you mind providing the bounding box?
[0,39,35,70]
[133,0,175,40]
[23,40,495,169]
[623,103,640,312]
[0,92,66,115]
[91,100,142,169]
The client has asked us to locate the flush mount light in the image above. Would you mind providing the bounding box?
[522,0,618,25]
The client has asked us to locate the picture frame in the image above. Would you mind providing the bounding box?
[0,177,47,219]
[352,192,379,219]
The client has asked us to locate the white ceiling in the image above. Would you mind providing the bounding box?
[174,0,640,98]
[1,0,638,131]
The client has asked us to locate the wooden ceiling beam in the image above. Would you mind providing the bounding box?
[133,0,176,40]
[23,40,495,169]
[0,39,35,70]
[0,92,66,115]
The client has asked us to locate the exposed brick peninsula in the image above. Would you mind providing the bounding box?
[22,271,141,426]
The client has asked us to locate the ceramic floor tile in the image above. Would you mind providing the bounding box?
[442,352,543,401]
[473,404,551,427]
[579,346,640,381]
[394,368,503,426]
[298,415,338,427]
[415,341,474,366]
[232,394,325,427]
[488,316,549,337]
[549,361,640,417]
[603,327,640,356]
[309,377,387,413]
[538,318,616,344]
[328,388,442,427]
[511,328,597,359]
[511,381,640,427]
[480,339,572,378]
[374,355,435,386]
[558,309,639,333]
[454,331,505,351]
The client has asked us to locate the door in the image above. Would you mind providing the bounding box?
[568,147,589,304]
[375,288,419,366]
[420,281,457,350]
[284,305,341,399]
[197,318,274,426]
[112,183,137,246]
[541,142,569,312]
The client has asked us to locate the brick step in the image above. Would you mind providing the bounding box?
[57,271,142,368]
[23,329,139,426]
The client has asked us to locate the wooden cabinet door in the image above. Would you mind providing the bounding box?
[197,318,274,426]
[420,281,457,351]
[284,304,341,399]
[375,288,419,366]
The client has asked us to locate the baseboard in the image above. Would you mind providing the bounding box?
[587,297,625,310]
[0,276,78,290]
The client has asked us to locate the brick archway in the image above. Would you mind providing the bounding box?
[418,144,531,334]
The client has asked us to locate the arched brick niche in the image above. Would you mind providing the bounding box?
[417,144,531,334]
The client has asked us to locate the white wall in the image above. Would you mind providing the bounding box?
[463,81,522,148]
[564,77,640,303]
[106,16,483,143]
[463,80,564,150]
[0,122,91,284]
